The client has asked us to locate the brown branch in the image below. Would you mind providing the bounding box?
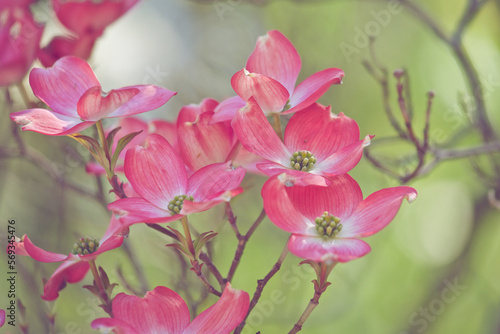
[234,238,289,334]
[398,0,495,142]
[288,290,323,334]
[199,252,225,290]
[192,261,222,297]
[226,207,267,282]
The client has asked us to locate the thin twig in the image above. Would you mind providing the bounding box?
[226,208,267,282]
[199,252,225,290]
[234,238,289,334]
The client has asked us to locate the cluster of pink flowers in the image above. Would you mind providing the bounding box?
[0,0,138,87]
[7,9,417,331]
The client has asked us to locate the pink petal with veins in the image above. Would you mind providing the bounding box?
[286,68,344,114]
[10,108,95,135]
[124,134,187,209]
[285,105,360,161]
[288,235,371,263]
[178,112,234,172]
[41,261,90,301]
[231,98,289,164]
[231,69,289,114]
[29,56,100,116]
[340,186,418,238]
[246,30,301,96]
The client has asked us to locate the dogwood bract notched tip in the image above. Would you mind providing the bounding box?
[108,134,246,225]
[9,56,177,136]
[262,173,417,263]
[0,5,44,87]
[231,30,344,115]
[11,216,128,301]
[232,98,372,186]
[91,282,249,334]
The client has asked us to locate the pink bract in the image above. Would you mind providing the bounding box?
[38,34,98,68]
[52,0,139,37]
[232,98,371,186]
[108,134,245,225]
[9,56,176,136]
[12,215,128,300]
[262,173,417,263]
[175,98,264,173]
[91,282,249,334]
[0,6,44,87]
[231,30,344,115]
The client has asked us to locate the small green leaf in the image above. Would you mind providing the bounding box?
[110,130,143,171]
[68,134,108,169]
[106,126,122,152]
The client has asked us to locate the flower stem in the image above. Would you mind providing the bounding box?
[88,260,113,317]
[272,113,284,141]
[288,262,336,334]
[181,216,196,257]
[226,208,266,282]
[17,82,32,108]
[95,120,111,163]
[234,237,290,334]
[288,290,323,334]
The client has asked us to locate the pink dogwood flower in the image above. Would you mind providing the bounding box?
[108,134,245,225]
[10,56,176,136]
[92,282,249,334]
[232,98,371,186]
[0,5,44,87]
[231,30,344,115]
[262,173,417,263]
[176,98,264,173]
[0,309,4,327]
[12,215,128,300]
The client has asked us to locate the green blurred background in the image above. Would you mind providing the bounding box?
[1,0,500,333]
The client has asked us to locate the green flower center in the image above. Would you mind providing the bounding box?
[168,194,194,215]
[315,212,343,240]
[71,237,99,255]
[290,150,316,171]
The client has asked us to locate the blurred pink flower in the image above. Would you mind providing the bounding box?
[263,173,417,262]
[108,134,245,225]
[12,216,128,300]
[231,30,344,115]
[52,0,139,37]
[39,0,139,67]
[0,309,5,327]
[92,282,249,334]
[232,98,371,186]
[10,56,176,136]
[38,34,97,68]
[0,5,44,87]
